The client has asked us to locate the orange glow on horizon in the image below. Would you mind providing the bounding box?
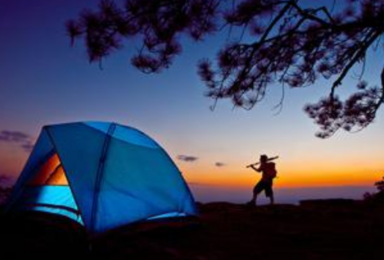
[181,163,384,189]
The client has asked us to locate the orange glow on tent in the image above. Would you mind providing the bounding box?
[28,153,68,185]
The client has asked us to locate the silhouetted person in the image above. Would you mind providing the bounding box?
[247,154,278,206]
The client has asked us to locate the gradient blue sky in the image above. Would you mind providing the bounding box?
[1,0,383,202]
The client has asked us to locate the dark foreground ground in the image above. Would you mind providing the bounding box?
[1,200,384,259]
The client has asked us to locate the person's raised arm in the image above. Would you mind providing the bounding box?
[250,165,261,172]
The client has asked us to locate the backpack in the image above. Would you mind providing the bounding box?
[265,162,277,179]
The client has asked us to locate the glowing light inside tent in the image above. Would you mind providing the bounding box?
[28,153,68,186]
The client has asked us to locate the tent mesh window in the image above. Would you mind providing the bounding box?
[20,152,83,224]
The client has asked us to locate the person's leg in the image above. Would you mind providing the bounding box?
[249,182,262,205]
[269,193,274,205]
[250,191,258,205]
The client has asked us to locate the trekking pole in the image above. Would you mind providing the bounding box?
[246,162,260,168]
[246,156,279,168]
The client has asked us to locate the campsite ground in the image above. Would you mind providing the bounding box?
[1,200,384,259]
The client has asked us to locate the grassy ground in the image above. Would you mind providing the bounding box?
[1,200,384,259]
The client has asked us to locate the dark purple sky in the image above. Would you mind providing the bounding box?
[0,0,383,202]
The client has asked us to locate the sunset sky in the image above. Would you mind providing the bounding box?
[1,0,383,202]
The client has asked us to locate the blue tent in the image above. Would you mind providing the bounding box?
[6,122,197,234]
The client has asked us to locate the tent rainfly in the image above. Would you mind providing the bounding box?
[6,122,197,234]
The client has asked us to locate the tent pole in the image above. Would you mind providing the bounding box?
[90,123,116,234]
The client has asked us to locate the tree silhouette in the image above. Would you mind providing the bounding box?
[67,0,384,138]
[364,175,384,202]
[375,176,384,193]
